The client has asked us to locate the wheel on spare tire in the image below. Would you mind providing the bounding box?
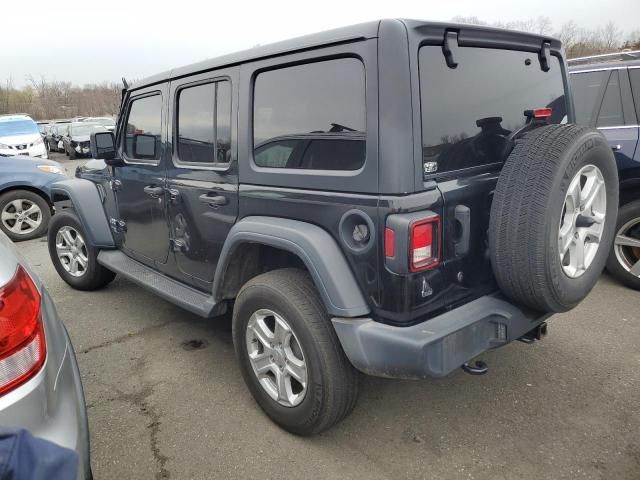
[47,210,116,290]
[232,268,359,435]
[606,200,640,290]
[490,124,619,313]
[0,189,51,241]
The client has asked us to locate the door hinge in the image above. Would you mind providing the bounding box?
[109,218,127,233]
[110,179,122,192]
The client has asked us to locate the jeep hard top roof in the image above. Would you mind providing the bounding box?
[131,19,562,91]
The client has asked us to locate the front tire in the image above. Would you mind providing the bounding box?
[48,210,115,290]
[232,269,359,435]
[0,190,51,241]
[606,200,640,290]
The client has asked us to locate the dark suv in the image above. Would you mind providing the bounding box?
[47,20,619,435]
[569,51,640,289]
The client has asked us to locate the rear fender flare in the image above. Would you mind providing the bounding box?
[213,216,370,318]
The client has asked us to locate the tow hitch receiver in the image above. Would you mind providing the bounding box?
[518,322,548,344]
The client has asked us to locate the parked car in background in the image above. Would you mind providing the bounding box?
[0,230,91,479]
[63,122,108,159]
[0,155,66,241]
[0,114,48,159]
[50,19,618,435]
[569,51,640,289]
[37,122,50,139]
[82,117,116,132]
[47,122,70,153]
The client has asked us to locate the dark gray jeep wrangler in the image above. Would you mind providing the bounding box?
[47,19,619,435]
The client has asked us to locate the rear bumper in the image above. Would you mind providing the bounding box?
[332,295,551,379]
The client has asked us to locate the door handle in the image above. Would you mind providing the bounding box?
[143,185,164,198]
[199,194,228,207]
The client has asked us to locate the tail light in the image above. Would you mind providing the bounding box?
[410,218,440,272]
[0,266,46,397]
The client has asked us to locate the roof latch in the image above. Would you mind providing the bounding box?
[539,41,551,72]
[442,31,460,69]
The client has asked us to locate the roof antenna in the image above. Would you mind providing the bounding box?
[122,77,129,90]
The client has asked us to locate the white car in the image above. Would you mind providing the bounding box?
[0,115,48,159]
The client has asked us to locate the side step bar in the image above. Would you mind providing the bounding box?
[97,250,222,318]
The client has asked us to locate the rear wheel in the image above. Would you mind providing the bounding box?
[48,210,115,290]
[0,190,51,241]
[606,201,640,290]
[232,268,358,435]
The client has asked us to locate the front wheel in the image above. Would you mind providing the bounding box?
[0,190,51,241]
[606,201,640,290]
[48,210,116,290]
[232,268,359,435]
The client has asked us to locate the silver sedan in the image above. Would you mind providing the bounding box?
[0,231,90,479]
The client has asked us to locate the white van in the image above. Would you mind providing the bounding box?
[0,114,48,159]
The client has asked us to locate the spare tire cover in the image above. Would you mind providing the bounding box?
[489,124,618,313]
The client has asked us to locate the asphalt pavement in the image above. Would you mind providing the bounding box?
[17,153,640,479]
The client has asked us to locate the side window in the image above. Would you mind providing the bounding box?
[124,94,162,161]
[176,79,232,165]
[597,70,624,127]
[630,69,640,121]
[571,71,609,126]
[253,58,366,171]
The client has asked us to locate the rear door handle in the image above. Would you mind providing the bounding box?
[199,194,228,207]
[143,186,164,198]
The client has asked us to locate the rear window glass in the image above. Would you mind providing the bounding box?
[420,46,567,174]
[253,58,366,171]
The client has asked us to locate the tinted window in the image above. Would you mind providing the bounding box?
[597,70,624,127]
[420,46,566,174]
[571,71,609,126]
[253,58,366,170]
[630,69,640,120]
[177,80,231,164]
[124,94,162,161]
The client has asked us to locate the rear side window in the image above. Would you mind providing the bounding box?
[124,94,162,161]
[596,71,624,127]
[419,46,567,174]
[253,58,366,171]
[177,80,232,165]
[571,71,609,126]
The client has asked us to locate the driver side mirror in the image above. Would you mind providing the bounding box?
[90,131,122,165]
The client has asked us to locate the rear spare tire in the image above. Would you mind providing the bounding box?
[489,124,618,312]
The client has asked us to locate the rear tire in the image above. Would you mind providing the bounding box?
[232,268,358,435]
[490,124,618,312]
[606,200,640,290]
[48,210,115,290]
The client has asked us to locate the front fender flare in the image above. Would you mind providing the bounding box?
[213,216,370,318]
[51,179,114,248]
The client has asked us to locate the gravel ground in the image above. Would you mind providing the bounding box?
[16,152,640,480]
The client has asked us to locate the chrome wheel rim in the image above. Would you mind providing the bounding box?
[558,165,607,278]
[1,199,43,236]
[245,309,308,407]
[613,217,640,278]
[55,226,89,277]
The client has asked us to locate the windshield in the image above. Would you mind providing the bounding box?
[70,124,107,136]
[420,46,567,174]
[0,119,39,136]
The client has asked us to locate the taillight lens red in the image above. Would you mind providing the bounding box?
[533,107,553,118]
[0,266,46,397]
[410,218,440,272]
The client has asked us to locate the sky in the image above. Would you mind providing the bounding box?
[3,0,639,87]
